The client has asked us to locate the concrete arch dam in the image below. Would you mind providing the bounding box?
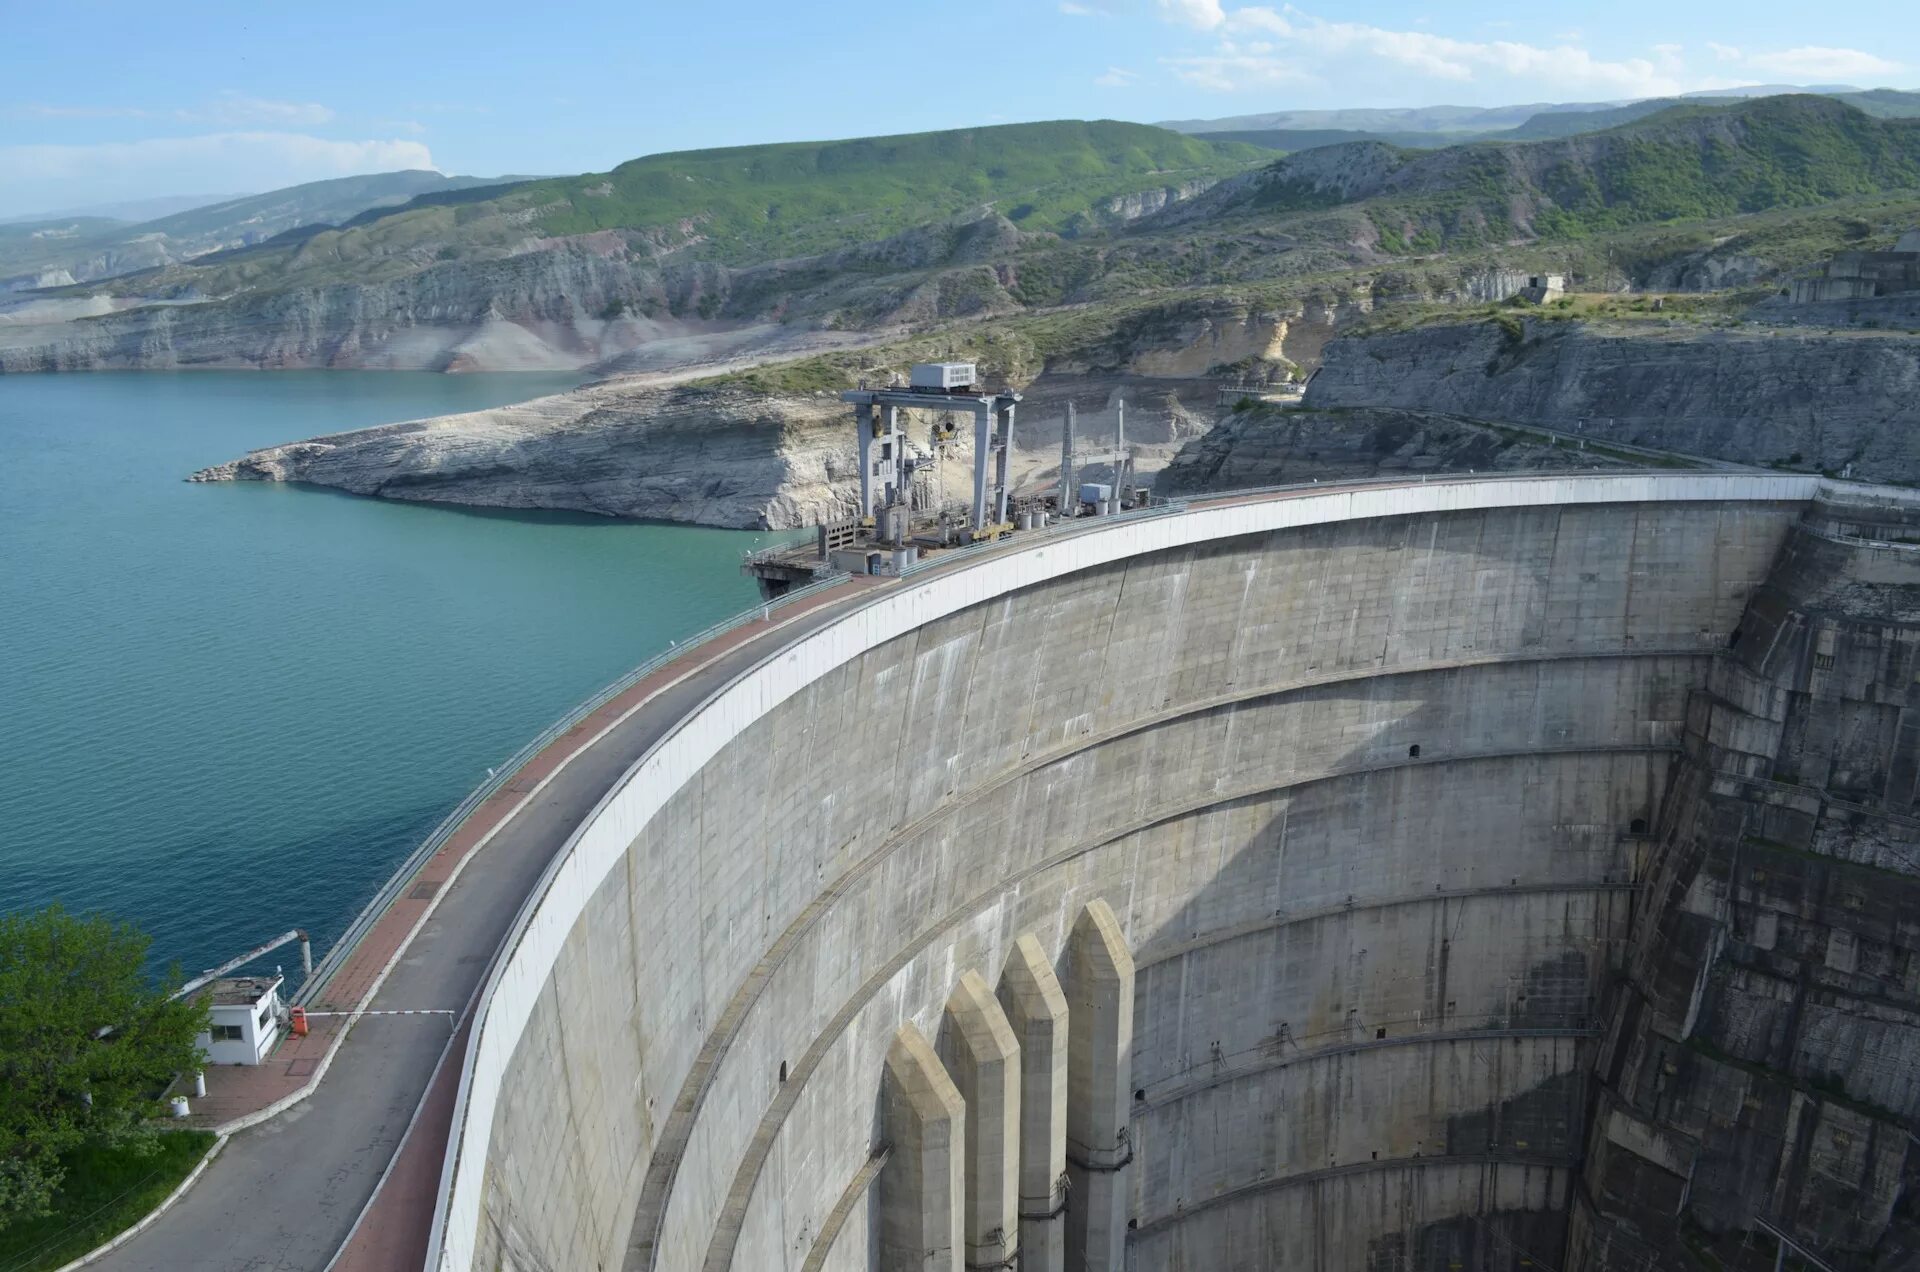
[428,473,1920,1271]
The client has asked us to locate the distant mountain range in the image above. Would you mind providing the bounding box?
[1160,85,1920,151]
[7,93,1920,375]
[0,193,256,226]
[0,171,539,289]
[1166,94,1920,252]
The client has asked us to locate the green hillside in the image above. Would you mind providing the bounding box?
[450,120,1264,260]
[1230,95,1920,253]
[90,120,1265,298]
[0,171,523,283]
[1502,98,1737,140]
[1193,128,1462,152]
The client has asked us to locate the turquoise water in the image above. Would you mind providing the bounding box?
[0,373,777,983]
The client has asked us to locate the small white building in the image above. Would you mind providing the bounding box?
[1517,273,1567,304]
[194,975,285,1066]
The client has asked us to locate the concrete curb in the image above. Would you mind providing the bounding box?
[148,588,870,1260]
[210,602,753,1138]
[52,1134,228,1272]
[319,1017,470,1272]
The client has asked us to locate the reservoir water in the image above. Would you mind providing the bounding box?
[0,373,775,983]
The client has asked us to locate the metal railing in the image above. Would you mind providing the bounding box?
[316,464,1830,1003]
[426,465,1860,1269]
[298,567,852,1004]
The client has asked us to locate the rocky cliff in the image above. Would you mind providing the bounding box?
[1157,405,1642,492]
[1571,491,1920,1270]
[189,372,1218,529]
[1305,319,1920,480]
[0,211,1035,374]
[189,380,859,528]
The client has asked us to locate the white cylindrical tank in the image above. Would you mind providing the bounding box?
[169,1096,190,1118]
[193,1071,207,1098]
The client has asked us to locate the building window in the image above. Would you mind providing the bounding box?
[212,1024,244,1042]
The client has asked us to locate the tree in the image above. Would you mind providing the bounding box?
[0,905,208,1230]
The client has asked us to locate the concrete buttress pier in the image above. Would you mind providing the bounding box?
[938,972,1021,1270]
[1064,901,1135,1272]
[882,1024,965,1272]
[997,936,1069,1272]
[421,473,1920,1272]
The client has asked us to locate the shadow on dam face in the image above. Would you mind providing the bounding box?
[1121,662,1652,1269]
[441,484,1883,1272]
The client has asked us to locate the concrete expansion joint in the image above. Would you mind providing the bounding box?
[1016,1195,1068,1223]
[641,669,1679,1264]
[1127,1151,1581,1238]
[1135,880,1642,969]
[443,483,1843,1272]
[690,760,1639,1264]
[1135,1024,1602,1112]
[1064,1129,1133,1175]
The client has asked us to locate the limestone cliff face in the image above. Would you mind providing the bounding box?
[188,371,1222,529]
[1571,493,1920,1270]
[0,245,726,373]
[0,213,1030,374]
[178,284,1268,527]
[190,381,860,528]
[1157,406,1637,492]
[1306,319,1920,479]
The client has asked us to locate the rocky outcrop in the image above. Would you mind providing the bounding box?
[0,245,716,373]
[1158,405,1639,492]
[188,371,1222,529]
[1305,319,1920,479]
[1571,492,1920,1270]
[190,380,860,528]
[0,212,1030,374]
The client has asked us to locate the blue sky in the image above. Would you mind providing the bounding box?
[1,0,1914,218]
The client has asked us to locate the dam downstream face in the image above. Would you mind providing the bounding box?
[444,479,1910,1271]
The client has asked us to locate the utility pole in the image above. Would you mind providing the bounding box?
[1059,401,1077,518]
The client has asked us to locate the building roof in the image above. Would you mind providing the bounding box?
[1896,228,1920,254]
[206,975,283,1006]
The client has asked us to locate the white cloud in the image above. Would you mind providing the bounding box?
[1148,5,1906,97]
[8,94,335,126]
[1164,51,1312,91]
[1154,5,1712,96]
[1158,0,1225,31]
[1729,45,1901,81]
[1095,66,1141,87]
[200,93,334,127]
[0,133,437,220]
[13,103,162,120]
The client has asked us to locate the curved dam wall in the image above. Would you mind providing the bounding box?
[431,474,1829,1272]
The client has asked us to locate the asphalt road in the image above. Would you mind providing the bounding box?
[90,584,872,1272]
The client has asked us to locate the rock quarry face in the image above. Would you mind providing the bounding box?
[1305,319,1920,480]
